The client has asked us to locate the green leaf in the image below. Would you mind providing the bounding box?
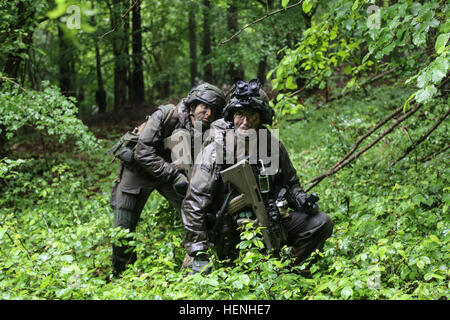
[362,52,371,64]
[416,260,425,269]
[428,235,439,244]
[403,92,416,112]
[351,0,359,12]
[281,0,289,8]
[205,278,219,286]
[401,267,410,279]
[378,246,388,260]
[254,240,265,248]
[239,274,250,286]
[431,58,449,83]
[341,286,353,299]
[413,32,427,47]
[47,0,69,19]
[318,81,326,89]
[435,33,449,54]
[412,194,426,205]
[443,193,450,204]
[424,272,445,281]
[344,65,352,75]
[285,76,298,90]
[415,85,437,103]
[441,21,450,33]
[302,0,313,14]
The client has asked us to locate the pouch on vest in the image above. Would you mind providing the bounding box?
[107,122,146,164]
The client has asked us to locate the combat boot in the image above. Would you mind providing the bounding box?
[182,252,211,275]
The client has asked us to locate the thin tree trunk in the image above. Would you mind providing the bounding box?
[226,0,244,81]
[257,56,267,84]
[0,125,7,158]
[95,44,107,113]
[202,0,213,83]
[124,0,131,104]
[188,6,198,87]
[110,0,130,110]
[130,0,145,106]
[58,25,76,97]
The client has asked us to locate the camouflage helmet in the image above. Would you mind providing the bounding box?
[223,79,274,125]
[185,82,226,112]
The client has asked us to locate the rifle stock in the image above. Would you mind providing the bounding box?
[220,159,275,251]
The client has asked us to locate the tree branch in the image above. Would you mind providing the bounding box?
[304,76,449,191]
[305,101,423,192]
[316,104,404,178]
[327,67,397,103]
[101,0,140,38]
[219,0,304,46]
[419,144,450,163]
[389,108,450,167]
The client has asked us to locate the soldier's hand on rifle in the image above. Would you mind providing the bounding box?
[172,171,189,196]
[295,192,320,215]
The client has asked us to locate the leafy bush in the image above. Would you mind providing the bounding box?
[0,80,98,152]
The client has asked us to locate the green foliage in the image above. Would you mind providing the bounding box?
[0,0,49,63]
[0,80,98,151]
[277,85,449,300]
[1,83,448,300]
[270,0,448,117]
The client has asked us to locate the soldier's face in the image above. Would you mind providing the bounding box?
[191,103,216,125]
[233,109,261,134]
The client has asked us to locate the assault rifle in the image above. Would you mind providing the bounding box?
[218,159,288,253]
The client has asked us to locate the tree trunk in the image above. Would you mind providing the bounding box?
[188,6,198,87]
[95,44,107,113]
[226,0,244,81]
[257,55,267,84]
[110,0,130,110]
[0,125,7,158]
[124,0,131,104]
[58,25,76,97]
[202,0,213,83]
[130,0,145,106]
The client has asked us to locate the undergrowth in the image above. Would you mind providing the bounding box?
[0,85,448,300]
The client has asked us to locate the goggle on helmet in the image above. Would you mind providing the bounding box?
[224,78,274,125]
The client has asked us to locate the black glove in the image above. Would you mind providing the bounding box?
[172,171,188,196]
[294,192,320,215]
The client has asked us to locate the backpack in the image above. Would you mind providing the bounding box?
[107,104,178,163]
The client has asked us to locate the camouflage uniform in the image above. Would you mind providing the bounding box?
[181,80,333,271]
[110,84,225,274]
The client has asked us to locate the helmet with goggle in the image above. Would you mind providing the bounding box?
[223,78,274,125]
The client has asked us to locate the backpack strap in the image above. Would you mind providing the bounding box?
[134,104,178,136]
[161,104,179,138]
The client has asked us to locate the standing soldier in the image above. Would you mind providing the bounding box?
[109,83,226,275]
[181,79,333,274]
